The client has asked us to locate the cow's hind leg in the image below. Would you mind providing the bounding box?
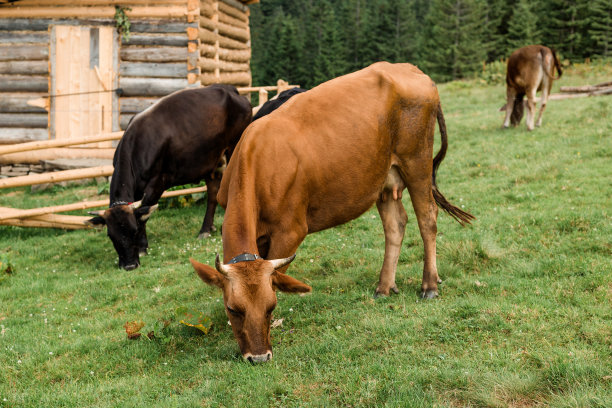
[503,87,516,128]
[197,173,221,239]
[375,166,408,297]
[401,164,440,299]
[535,78,551,127]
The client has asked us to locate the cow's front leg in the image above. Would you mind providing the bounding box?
[137,221,149,256]
[374,194,407,297]
[198,174,221,239]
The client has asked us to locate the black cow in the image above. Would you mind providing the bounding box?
[86,84,252,270]
[252,87,307,121]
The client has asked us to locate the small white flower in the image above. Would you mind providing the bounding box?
[90,371,94,375]
[49,352,53,355]
[17,360,22,364]
[58,334,62,338]
[289,308,293,312]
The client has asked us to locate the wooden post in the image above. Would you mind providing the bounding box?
[0,131,123,155]
[0,165,114,189]
[213,0,220,83]
[0,186,207,221]
[258,88,268,105]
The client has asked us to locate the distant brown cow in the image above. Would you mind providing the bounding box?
[502,45,562,130]
[189,62,474,362]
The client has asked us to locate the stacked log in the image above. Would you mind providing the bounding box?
[198,0,252,87]
[0,26,50,144]
[549,81,612,101]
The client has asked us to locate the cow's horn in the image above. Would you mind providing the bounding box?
[130,200,142,209]
[215,253,232,276]
[88,210,105,217]
[268,254,296,270]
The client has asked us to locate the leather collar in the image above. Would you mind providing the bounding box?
[227,253,261,264]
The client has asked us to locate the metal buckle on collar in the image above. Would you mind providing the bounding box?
[110,201,131,208]
[227,253,261,264]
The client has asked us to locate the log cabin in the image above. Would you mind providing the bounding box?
[0,0,258,167]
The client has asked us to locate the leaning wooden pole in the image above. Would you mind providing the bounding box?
[0,186,208,222]
[0,165,115,189]
[0,131,124,156]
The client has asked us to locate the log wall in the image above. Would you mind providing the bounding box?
[198,0,252,87]
[0,0,255,146]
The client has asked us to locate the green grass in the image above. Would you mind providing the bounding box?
[1,64,611,407]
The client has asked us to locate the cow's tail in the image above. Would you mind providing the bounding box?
[542,47,563,80]
[551,47,563,79]
[510,93,525,126]
[432,104,475,226]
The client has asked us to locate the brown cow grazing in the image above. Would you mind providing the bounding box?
[502,45,563,130]
[189,62,474,362]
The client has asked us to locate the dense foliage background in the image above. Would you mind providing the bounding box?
[250,0,612,86]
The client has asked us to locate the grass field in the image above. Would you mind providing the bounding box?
[1,63,611,407]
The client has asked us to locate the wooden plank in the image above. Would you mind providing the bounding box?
[120,62,187,78]
[10,0,186,5]
[119,97,158,113]
[0,148,115,165]
[120,46,187,62]
[0,165,115,189]
[0,113,48,128]
[0,186,207,221]
[0,75,48,92]
[218,1,248,22]
[119,77,188,96]
[0,93,48,113]
[0,128,48,144]
[122,33,188,47]
[0,6,190,19]
[0,31,49,44]
[0,217,92,230]
[0,60,48,75]
[130,21,196,33]
[0,131,122,155]
[0,44,48,61]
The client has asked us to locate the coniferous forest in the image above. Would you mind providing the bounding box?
[249,0,612,87]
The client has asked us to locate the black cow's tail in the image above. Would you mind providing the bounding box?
[432,103,475,226]
[551,47,563,79]
[510,93,525,126]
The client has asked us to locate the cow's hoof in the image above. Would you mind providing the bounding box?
[374,286,399,298]
[198,232,211,240]
[421,289,438,299]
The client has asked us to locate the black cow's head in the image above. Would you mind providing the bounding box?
[86,201,158,270]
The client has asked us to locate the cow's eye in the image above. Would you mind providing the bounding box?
[226,306,243,317]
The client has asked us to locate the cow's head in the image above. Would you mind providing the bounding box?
[190,254,311,362]
[86,201,158,270]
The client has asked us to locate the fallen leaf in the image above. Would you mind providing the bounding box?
[176,307,212,335]
[271,318,284,328]
[124,321,145,340]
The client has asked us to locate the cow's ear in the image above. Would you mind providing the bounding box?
[85,216,106,227]
[272,272,312,294]
[190,258,226,288]
[134,204,158,222]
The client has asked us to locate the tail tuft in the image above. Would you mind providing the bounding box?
[434,103,475,226]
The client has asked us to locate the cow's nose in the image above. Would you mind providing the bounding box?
[123,263,139,271]
[246,352,272,364]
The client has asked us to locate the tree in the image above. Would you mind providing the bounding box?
[421,0,488,82]
[506,0,541,53]
[588,0,612,58]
